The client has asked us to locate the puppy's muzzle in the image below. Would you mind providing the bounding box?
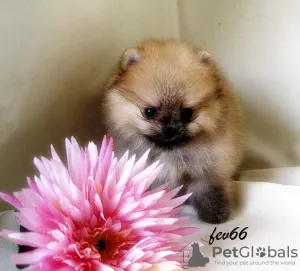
[162,126,179,141]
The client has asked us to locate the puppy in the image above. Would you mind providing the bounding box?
[103,40,244,224]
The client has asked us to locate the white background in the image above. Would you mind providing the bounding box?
[1,0,300,198]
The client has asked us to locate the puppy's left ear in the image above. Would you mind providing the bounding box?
[197,50,215,66]
[120,47,141,71]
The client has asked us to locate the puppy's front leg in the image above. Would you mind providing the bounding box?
[187,179,233,224]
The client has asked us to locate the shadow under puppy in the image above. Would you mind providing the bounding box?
[103,40,244,224]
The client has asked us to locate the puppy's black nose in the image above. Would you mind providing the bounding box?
[163,126,178,140]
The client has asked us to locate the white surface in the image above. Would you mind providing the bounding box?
[1,1,300,201]
[1,168,300,271]
[0,211,20,271]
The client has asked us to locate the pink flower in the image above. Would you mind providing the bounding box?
[0,136,197,270]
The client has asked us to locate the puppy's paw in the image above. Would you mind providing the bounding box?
[193,185,231,224]
[197,201,230,224]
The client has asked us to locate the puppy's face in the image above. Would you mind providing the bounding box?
[105,41,225,149]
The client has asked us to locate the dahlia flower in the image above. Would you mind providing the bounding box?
[0,136,197,270]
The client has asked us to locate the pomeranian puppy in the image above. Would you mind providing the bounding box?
[103,40,244,224]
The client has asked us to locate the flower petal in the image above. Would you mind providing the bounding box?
[11,248,50,264]
[7,232,53,247]
[0,192,22,208]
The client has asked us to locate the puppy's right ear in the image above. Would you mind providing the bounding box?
[120,48,141,71]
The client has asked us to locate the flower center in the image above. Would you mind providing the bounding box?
[96,240,106,251]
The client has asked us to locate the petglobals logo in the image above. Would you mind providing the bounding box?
[206,226,299,268]
[212,246,298,268]
[212,246,298,259]
[179,226,299,268]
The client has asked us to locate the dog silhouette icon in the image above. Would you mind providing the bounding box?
[188,242,209,267]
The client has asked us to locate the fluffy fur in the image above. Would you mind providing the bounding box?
[103,40,244,224]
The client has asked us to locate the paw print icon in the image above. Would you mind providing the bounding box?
[256,247,266,258]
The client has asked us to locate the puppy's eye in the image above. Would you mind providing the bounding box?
[181,108,194,123]
[144,107,158,119]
